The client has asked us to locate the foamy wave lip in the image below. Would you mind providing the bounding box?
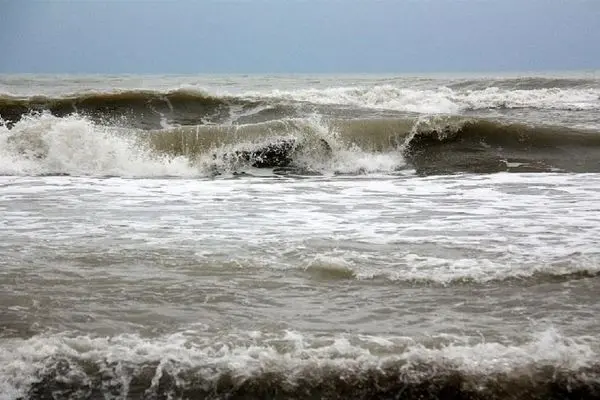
[0,328,595,399]
[240,85,462,114]
[236,85,600,114]
[0,113,199,177]
[299,252,600,284]
[356,254,600,284]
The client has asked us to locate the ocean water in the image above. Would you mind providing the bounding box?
[1,72,600,399]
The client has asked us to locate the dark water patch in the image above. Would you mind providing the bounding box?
[215,137,299,169]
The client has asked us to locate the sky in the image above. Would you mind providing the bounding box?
[0,0,599,74]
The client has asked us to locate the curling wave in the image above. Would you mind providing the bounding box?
[402,116,600,174]
[0,89,262,129]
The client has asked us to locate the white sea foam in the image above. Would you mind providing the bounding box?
[1,173,598,285]
[238,85,600,114]
[289,114,406,175]
[0,113,198,177]
[353,254,600,283]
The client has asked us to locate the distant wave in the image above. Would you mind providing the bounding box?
[1,84,599,129]
[238,85,600,115]
[446,76,600,90]
[0,89,250,129]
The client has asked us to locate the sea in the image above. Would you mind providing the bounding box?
[1,72,599,399]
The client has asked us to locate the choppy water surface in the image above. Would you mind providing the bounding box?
[1,73,600,399]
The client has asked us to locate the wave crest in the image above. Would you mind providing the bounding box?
[2,84,599,130]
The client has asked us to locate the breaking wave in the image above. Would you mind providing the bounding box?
[0,113,403,177]
[240,85,600,114]
[2,328,598,400]
[2,112,600,177]
[0,113,198,177]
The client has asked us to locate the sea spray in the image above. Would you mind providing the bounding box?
[0,112,197,177]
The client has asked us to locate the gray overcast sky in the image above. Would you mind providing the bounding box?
[1,0,599,74]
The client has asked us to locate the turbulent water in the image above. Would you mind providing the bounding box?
[1,73,600,399]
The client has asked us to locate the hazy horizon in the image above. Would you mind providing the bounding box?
[1,69,600,77]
